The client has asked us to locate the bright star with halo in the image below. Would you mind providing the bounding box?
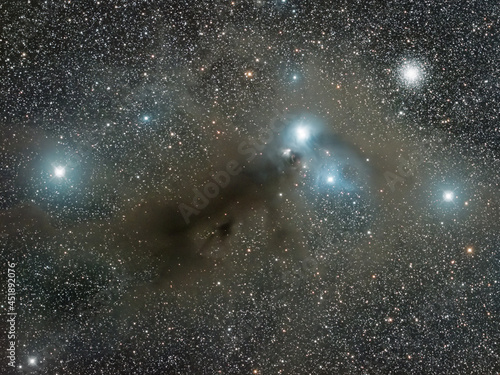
[296,126,310,141]
[443,191,454,202]
[54,166,65,178]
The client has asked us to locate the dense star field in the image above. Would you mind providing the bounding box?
[1,0,499,374]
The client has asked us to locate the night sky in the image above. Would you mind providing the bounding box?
[1,0,499,374]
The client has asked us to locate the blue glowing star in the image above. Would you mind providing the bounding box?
[54,166,65,178]
[443,191,454,202]
[296,126,310,141]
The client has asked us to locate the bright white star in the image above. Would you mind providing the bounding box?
[327,176,334,183]
[28,357,36,365]
[54,166,65,178]
[296,126,310,141]
[443,191,454,202]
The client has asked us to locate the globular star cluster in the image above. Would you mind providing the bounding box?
[1,1,499,374]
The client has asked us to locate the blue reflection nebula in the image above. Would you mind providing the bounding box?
[277,116,376,242]
[280,118,369,193]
